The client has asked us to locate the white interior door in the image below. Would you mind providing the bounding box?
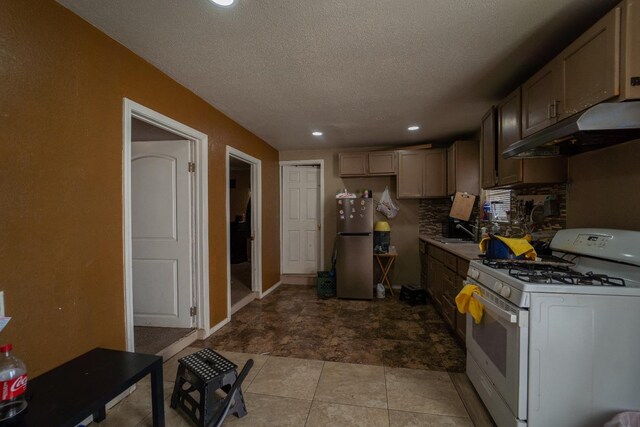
[282,165,321,274]
[132,140,193,328]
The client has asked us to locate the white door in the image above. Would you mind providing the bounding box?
[132,140,194,328]
[282,165,321,274]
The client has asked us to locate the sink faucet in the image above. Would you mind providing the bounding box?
[456,223,476,240]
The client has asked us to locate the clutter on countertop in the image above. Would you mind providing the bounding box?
[479,234,537,260]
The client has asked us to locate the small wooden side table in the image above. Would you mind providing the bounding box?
[374,253,397,296]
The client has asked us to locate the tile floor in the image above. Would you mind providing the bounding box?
[194,284,466,372]
[106,347,475,427]
[102,284,493,426]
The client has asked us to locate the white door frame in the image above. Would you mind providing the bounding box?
[123,98,210,351]
[279,160,325,273]
[226,147,262,317]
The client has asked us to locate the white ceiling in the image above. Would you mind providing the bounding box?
[57,0,617,150]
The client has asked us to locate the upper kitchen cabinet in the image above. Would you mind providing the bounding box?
[338,151,397,176]
[480,107,498,189]
[367,151,397,175]
[498,88,524,186]
[521,4,625,137]
[621,0,640,100]
[397,149,447,198]
[521,60,560,138]
[447,140,479,196]
[397,150,424,198]
[424,149,447,197]
[556,6,621,118]
[339,152,367,176]
[498,87,567,187]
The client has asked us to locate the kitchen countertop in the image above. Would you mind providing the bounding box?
[419,235,482,261]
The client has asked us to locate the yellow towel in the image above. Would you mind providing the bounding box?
[455,284,484,324]
[478,236,537,260]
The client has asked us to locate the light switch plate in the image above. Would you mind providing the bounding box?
[0,291,5,317]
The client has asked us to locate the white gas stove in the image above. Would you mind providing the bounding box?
[464,229,640,427]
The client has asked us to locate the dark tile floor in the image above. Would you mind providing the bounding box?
[194,284,466,372]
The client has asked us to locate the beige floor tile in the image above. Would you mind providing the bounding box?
[136,406,194,427]
[247,356,323,400]
[314,361,387,408]
[306,401,389,427]
[385,367,468,417]
[102,380,173,427]
[223,392,312,426]
[215,349,269,387]
[389,410,474,426]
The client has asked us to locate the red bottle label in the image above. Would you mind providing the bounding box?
[0,374,27,400]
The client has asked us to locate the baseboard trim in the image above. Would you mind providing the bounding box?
[231,292,257,314]
[156,329,199,361]
[260,281,282,299]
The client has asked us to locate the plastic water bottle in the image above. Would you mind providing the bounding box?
[0,344,27,422]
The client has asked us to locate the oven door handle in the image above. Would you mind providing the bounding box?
[472,293,517,324]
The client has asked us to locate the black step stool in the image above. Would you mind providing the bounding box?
[170,348,249,426]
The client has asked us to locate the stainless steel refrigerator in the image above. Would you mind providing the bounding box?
[336,198,373,299]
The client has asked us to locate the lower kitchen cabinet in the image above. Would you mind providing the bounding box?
[420,239,469,344]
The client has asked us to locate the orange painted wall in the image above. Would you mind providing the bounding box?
[1,1,280,376]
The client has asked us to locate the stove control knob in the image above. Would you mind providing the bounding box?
[469,268,480,280]
[494,281,503,293]
[500,286,511,298]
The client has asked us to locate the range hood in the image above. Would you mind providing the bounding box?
[502,102,640,159]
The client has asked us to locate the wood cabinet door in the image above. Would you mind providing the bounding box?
[431,260,443,311]
[557,6,621,118]
[480,107,497,189]
[447,145,456,195]
[522,60,558,137]
[424,149,447,197]
[397,151,424,198]
[622,0,640,100]
[426,255,437,299]
[339,153,367,176]
[498,88,523,186]
[368,151,397,175]
[454,141,480,195]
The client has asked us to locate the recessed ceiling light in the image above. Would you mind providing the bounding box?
[408,125,420,131]
[312,131,323,136]
[209,0,235,7]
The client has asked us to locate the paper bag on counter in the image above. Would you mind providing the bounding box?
[449,192,476,221]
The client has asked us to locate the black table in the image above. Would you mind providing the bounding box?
[17,348,164,427]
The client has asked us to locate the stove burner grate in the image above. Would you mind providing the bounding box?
[508,268,626,287]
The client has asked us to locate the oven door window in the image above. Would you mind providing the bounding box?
[472,310,508,376]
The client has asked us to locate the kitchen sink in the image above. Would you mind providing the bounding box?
[435,238,474,244]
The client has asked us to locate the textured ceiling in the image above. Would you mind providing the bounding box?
[57,0,617,150]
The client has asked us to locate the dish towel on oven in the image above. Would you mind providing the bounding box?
[455,284,483,324]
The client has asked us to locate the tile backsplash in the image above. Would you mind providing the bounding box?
[419,198,452,236]
[419,183,568,240]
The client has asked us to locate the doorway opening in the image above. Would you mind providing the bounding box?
[279,160,324,284]
[226,147,262,316]
[123,99,210,358]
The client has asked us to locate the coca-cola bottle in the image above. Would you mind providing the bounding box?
[0,344,27,421]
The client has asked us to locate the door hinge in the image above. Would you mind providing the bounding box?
[190,306,197,317]
[188,162,196,173]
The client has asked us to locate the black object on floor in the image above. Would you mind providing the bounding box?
[170,348,250,427]
[17,348,164,427]
[399,285,427,306]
